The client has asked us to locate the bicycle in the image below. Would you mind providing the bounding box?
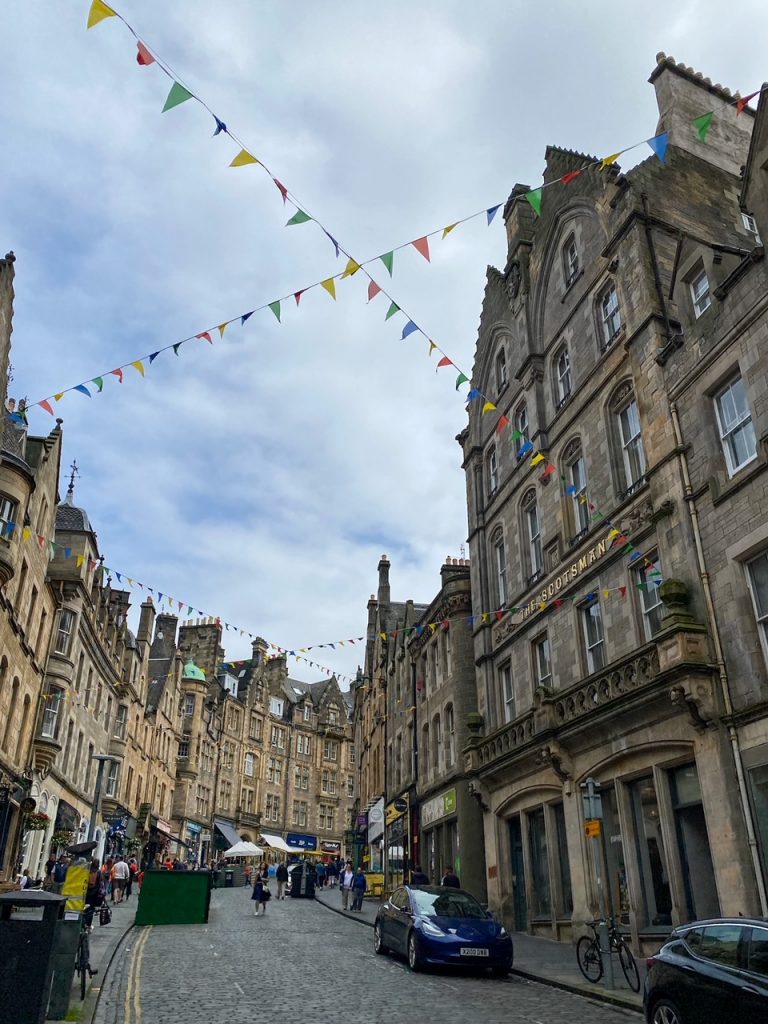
[576,917,640,992]
[75,906,98,1000]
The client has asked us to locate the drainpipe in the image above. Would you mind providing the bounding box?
[670,401,768,915]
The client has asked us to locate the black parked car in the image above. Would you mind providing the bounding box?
[644,917,768,1023]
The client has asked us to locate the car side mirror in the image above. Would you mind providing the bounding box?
[486,911,493,920]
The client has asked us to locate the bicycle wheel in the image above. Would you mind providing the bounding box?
[618,941,640,992]
[576,935,603,983]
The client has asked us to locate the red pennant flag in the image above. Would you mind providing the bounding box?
[436,356,452,369]
[136,41,155,65]
[495,610,504,621]
[411,236,431,262]
[619,586,627,598]
[736,90,760,115]
[39,399,54,415]
[554,599,563,608]
[111,368,123,383]
[495,415,510,433]
[562,169,582,185]
[273,178,289,203]
[368,281,381,301]
[196,332,213,344]
[541,463,556,477]
[294,290,305,306]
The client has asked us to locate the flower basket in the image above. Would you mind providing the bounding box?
[50,829,74,848]
[25,812,50,832]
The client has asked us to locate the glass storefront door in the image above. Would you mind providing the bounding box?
[508,816,527,930]
[670,763,719,921]
[629,775,673,928]
[527,808,551,918]
[601,787,629,923]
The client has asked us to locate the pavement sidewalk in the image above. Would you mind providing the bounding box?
[314,886,643,1014]
[45,898,135,1024]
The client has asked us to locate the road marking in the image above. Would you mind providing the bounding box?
[234,982,245,995]
[123,926,152,1024]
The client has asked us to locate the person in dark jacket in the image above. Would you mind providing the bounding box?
[410,865,430,885]
[441,867,461,888]
[251,871,271,916]
[276,862,289,900]
[351,867,367,911]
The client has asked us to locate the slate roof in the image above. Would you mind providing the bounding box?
[55,502,93,533]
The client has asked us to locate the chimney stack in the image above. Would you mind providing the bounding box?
[377,554,391,607]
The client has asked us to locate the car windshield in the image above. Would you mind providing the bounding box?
[410,889,486,920]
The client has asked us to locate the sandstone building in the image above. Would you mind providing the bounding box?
[457,56,768,949]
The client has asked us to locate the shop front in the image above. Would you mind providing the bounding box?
[366,798,384,872]
[286,832,318,852]
[418,781,487,899]
[384,795,409,891]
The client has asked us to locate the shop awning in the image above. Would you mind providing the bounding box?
[259,833,292,853]
[213,818,241,849]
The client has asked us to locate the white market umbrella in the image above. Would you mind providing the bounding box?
[223,841,264,857]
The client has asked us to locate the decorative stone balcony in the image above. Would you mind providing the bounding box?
[552,646,660,727]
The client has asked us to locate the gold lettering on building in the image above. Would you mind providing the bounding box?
[516,533,611,622]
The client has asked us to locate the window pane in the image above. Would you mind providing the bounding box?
[699,925,742,967]
[748,553,768,618]
[629,776,673,928]
[528,808,551,917]
[748,928,768,977]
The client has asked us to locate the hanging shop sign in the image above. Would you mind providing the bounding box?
[385,795,409,827]
[286,832,318,851]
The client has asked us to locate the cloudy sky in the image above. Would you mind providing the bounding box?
[2,1,766,685]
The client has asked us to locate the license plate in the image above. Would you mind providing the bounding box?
[460,947,489,957]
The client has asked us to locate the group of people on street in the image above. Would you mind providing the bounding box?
[339,862,368,911]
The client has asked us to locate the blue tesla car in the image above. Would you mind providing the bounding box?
[374,885,513,975]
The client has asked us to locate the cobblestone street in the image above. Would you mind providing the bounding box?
[95,889,639,1024]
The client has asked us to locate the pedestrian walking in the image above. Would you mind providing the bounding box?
[112,857,130,904]
[251,871,271,916]
[441,866,461,888]
[244,863,252,888]
[351,867,367,911]
[326,859,338,888]
[315,860,326,888]
[410,864,430,885]
[340,861,355,911]
[276,861,288,899]
[52,855,69,894]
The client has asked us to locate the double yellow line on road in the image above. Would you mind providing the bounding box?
[123,926,152,1024]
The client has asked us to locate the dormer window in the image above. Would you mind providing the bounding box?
[563,235,579,287]
[690,268,711,319]
[495,348,508,393]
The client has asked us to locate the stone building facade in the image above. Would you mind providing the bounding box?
[458,56,768,950]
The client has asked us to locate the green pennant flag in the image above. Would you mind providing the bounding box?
[512,429,522,441]
[525,187,543,217]
[692,111,713,141]
[173,343,182,355]
[92,377,104,393]
[385,301,400,321]
[268,301,281,322]
[455,372,469,390]
[380,251,394,276]
[286,210,312,226]
[162,81,194,113]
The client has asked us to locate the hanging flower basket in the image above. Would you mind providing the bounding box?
[25,812,50,832]
[50,829,74,848]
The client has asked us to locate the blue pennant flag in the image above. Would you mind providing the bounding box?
[401,321,419,340]
[241,311,254,325]
[213,117,227,136]
[629,551,643,562]
[74,384,91,398]
[487,205,501,225]
[324,231,340,257]
[517,440,534,457]
[647,132,669,165]
[149,351,160,364]
[565,485,577,496]
[465,388,482,403]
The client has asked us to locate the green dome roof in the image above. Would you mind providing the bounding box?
[183,660,206,681]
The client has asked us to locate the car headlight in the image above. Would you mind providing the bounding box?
[498,927,508,938]
[420,920,444,937]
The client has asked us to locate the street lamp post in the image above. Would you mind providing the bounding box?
[87,754,122,843]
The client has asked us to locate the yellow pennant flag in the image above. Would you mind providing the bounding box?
[321,278,337,300]
[131,360,145,377]
[217,323,228,338]
[230,149,259,167]
[76,554,85,568]
[54,393,64,402]
[341,258,360,278]
[600,152,622,170]
[442,223,458,239]
[482,401,497,414]
[428,341,437,357]
[531,452,545,467]
[608,528,620,539]
[481,612,490,623]
[87,0,117,29]
[603,590,610,598]
[22,526,31,541]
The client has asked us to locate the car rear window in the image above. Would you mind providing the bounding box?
[697,925,743,968]
[410,889,486,919]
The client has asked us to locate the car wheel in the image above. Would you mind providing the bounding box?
[374,922,388,955]
[490,966,510,978]
[407,932,422,972]
[650,998,683,1024]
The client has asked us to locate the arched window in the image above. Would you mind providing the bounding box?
[2,678,19,751]
[609,382,646,496]
[563,438,589,539]
[15,694,31,765]
[495,347,508,393]
[431,714,441,771]
[491,527,507,606]
[421,724,430,774]
[486,444,499,496]
[514,402,530,453]
[521,490,543,582]
[554,344,572,407]
[444,704,455,767]
[598,283,622,349]
[563,234,579,287]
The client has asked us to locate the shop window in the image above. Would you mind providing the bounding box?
[598,787,629,923]
[748,763,768,885]
[553,802,573,914]
[527,808,551,918]
[629,775,672,928]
